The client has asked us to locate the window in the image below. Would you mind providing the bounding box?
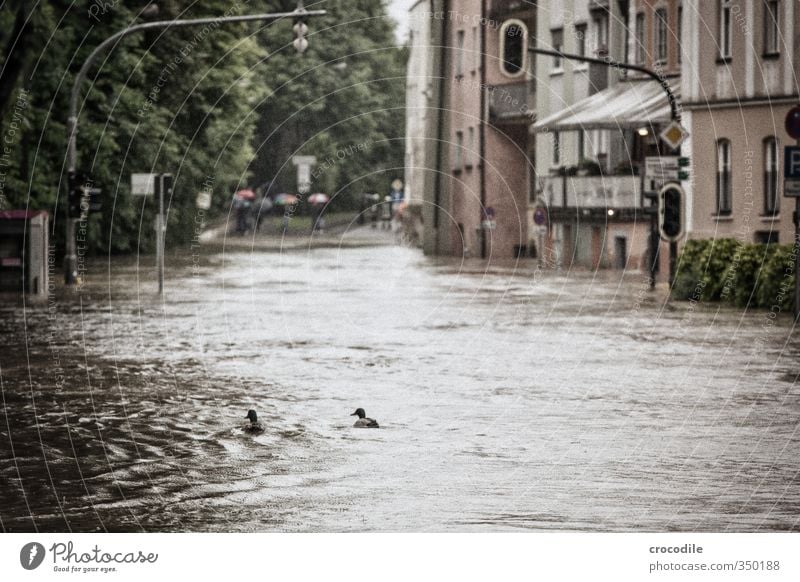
[677,5,683,63]
[467,127,475,168]
[472,26,479,72]
[553,132,561,165]
[575,23,587,57]
[500,19,527,77]
[764,0,780,56]
[755,231,779,244]
[720,0,732,59]
[578,131,585,160]
[716,139,732,215]
[551,27,564,69]
[594,12,609,56]
[635,13,646,64]
[454,130,464,171]
[456,30,465,77]
[654,8,668,63]
[764,137,779,215]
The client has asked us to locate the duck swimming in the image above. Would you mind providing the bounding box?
[244,409,265,434]
[350,408,379,428]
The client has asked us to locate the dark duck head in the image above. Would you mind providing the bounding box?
[350,407,379,428]
[244,409,264,433]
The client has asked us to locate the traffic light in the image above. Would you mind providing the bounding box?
[67,171,102,218]
[658,183,684,242]
[67,170,80,218]
[293,17,308,53]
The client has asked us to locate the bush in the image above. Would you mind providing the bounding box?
[672,238,795,310]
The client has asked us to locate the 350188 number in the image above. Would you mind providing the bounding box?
[737,561,780,571]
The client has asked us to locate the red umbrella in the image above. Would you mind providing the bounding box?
[236,188,256,200]
[308,193,330,205]
[273,193,299,206]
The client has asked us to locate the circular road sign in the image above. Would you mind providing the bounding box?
[786,105,800,140]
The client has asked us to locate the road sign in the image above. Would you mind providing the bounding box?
[785,105,800,140]
[196,191,212,210]
[645,156,679,191]
[659,121,689,150]
[391,179,403,191]
[292,155,317,166]
[292,156,316,195]
[533,207,547,226]
[784,146,800,178]
[131,173,157,195]
[785,181,800,197]
[783,146,800,197]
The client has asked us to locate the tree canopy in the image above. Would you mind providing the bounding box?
[0,0,406,254]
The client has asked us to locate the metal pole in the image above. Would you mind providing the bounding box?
[527,46,680,122]
[157,174,165,295]
[795,138,800,320]
[669,240,677,287]
[64,4,326,284]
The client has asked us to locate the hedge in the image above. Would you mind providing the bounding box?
[672,238,796,310]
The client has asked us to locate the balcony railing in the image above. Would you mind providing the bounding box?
[541,175,642,210]
[488,80,536,124]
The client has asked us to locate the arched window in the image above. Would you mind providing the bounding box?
[764,137,779,215]
[500,19,528,77]
[716,139,732,215]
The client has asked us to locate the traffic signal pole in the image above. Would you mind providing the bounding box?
[64,2,325,285]
[527,46,681,291]
[795,138,800,321]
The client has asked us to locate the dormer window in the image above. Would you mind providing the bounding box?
[500,19,528,77]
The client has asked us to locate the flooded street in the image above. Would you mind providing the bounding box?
[2,241,799,532]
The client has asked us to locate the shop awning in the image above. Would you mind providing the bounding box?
[532,80,679,132]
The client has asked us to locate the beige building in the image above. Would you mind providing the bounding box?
[532,0,662,272]
[682,0,800,245]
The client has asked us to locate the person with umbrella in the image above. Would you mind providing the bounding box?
[234,188,256,235]
[254,191,273,233]
[308,193,329,233]
[273,193,299,233]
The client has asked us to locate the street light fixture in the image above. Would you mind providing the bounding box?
[63,1,326,285]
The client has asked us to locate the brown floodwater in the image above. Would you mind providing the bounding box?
[1,243,799,532]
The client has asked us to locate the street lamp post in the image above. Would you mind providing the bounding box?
[64,1,326,285]
[527,46,681,290]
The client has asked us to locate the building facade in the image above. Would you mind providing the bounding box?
[418,0,535,259]
[532,0,654,271]
[682,0,799,246]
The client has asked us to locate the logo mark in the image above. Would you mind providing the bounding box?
[20,542,46,570]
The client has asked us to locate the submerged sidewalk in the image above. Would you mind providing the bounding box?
[199,221,398,251]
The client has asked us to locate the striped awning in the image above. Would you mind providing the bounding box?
[532,80,679,132]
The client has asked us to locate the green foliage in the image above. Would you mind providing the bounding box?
[672,238,795,310]
[0,0,405,255]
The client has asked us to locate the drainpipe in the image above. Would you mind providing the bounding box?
[433,0,449,253]
[479,0,487,259]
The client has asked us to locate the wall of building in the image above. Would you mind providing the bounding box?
[404,0,434,207]
[688,104,795,243]
[683,0,800,246]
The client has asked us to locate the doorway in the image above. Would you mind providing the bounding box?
[614,236,628,269]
